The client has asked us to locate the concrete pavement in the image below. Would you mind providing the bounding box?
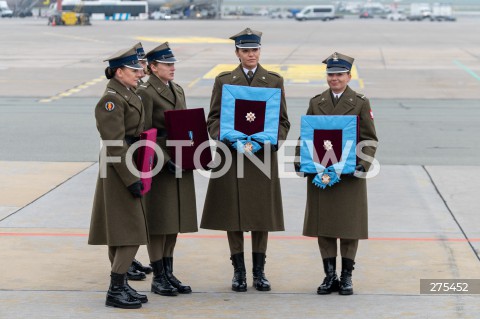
[1,15,480,318]
[1,162,479,318]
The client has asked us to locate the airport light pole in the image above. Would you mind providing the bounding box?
[216,0,222,19]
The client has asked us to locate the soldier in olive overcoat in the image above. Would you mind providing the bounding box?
[124,41,153,282]
[136,42,197,296]
[295,52,378,296]
[201,28,290,292]
[89,46,149,309]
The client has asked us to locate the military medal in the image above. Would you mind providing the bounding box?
[323,140,333,151]
[321,174,331,185]
[246,112,256,123]
[188,131,194,146]
[244,142,253,153]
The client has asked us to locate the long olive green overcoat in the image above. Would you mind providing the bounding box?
[137,74,198,235]
[201,64,290,231]
[89,78,149,246]
[296,86,378,239]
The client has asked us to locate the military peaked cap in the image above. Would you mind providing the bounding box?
[146,42,178,64]
[322,52,354,73]
[104,46,143,70]
[229,27,262,48]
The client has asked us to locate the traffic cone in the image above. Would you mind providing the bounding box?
[52,18,56,26]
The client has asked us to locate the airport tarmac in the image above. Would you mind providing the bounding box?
[1,17,480,318]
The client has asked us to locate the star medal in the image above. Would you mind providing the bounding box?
[323,140,333,151]
[321,174,331,185]
[244,142,253,153]
[188,131,194,146]
[246,112,256,123]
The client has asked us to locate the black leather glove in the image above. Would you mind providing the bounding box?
[294,162,301,172]
[221,138,235,150]
[127,181,143,198]
[166,160,185,174]
[355,164,365,173]
[294,163,306,178]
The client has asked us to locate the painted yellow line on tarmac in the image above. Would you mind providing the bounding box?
[137,36,230,44]
[202,64,362,84]
[39,76,105,103]
[188,77,201,88]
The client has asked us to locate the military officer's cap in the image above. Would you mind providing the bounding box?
[322,52,354,73]
[103,46,143,70]
[229,27,262,48]
[146,42,178,64]
[134,42,147,61]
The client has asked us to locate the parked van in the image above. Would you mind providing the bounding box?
[0,0,13,18]
[295,5,335,21]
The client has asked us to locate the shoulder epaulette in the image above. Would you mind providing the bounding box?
[267,70,281,78]
[218,71,231,78]
[356,93,366,100]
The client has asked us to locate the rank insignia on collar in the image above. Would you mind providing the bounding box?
[246,112,256,123]
[105,101,115,112]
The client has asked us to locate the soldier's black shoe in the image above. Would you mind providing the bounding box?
[105,272,142,309]
[132,259,152,274]
[317,257,339,295]
[126,264,146,281]
[163,257,192,294]
[339,258,355,295]
[231,253,247,292]
[124,278,148,303]
[252,252,271,291]
[151,259,179,296]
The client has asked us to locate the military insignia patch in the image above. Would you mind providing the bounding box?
[105,101,115,112]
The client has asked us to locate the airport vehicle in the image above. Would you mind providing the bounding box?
[295,5,335,21]
[49,0,148,18]
[0,1,13,17]
[407,3,431,21]
[387,11,406,21]
[430,3,455,21]
[359,10,374,19]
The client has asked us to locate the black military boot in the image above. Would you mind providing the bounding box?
[132,259,153,274]
[150,259,178,296]
[317,257,339,294]
[252,252,271,291]
[126,263,146,281]
[163,257,192,294]
[230,253,247,292]
[105,272,142,309]
[339,257,355,295]
[124,277,148,303]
